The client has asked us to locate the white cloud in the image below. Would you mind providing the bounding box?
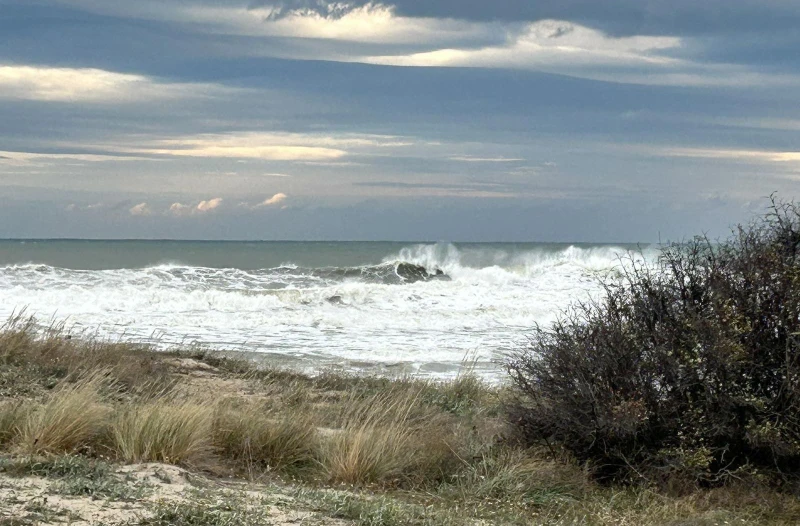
[39,2,799,88]
[196,197,223,212]
[49,1,494,45]
[661,147,800,164]
[449,156,526,163]
[96,131,410,161]
[364,20,679,69]
[0,65,233,103]
[258,193,288,207]
[0,150,150,166]
[129,202,152,216]
[63,202,106,212]
[242,3,492,44]
[169,202,193,216]
[168,198,224,216]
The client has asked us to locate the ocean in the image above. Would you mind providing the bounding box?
[0,240,653,379]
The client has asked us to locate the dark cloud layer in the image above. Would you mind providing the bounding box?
[388,0,800,37]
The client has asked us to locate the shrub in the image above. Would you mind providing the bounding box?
[507,198,800,483]
[0,455,149,501]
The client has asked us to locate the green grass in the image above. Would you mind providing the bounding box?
[123,489,277,526]
[22,497,83,523]
[0,455,151,501]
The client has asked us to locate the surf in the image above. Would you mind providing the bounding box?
[0,242,654,379]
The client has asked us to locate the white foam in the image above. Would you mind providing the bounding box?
[0,244,655,379]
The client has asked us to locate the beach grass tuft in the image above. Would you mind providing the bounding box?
[212,399,317,476]
[14,375,109,455]
[109,401,214,466]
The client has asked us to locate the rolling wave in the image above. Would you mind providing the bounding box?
[0,243,654,378]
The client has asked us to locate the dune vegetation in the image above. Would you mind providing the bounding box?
[2,201,800,524]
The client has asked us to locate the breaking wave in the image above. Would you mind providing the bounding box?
[0,242,655,379]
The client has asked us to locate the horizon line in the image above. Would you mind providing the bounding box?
[0,237,652,245]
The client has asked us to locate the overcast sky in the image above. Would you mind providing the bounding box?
[0,0,798,241]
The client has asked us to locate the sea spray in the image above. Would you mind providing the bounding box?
[0,241,656,379]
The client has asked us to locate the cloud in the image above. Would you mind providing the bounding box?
[661,147,800,164]
[258,192,288,207]
[357,19,772,87]
[239,193,289,210]
[168,199,224,216]
[366,19,680,66]
[64,202,106,212]
[90,131,410,161]
[0,64,233,103]
[129,202,152,216]
[241,9,797,87]
[169,202,193,216]
[39,1,798,88]
[449,156,526,163]
[196,197,223,212]
[353,180,518,198]
[244,2,494,44]
[0,150,153,168]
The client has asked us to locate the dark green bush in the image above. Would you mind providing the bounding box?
[507,198,800,484]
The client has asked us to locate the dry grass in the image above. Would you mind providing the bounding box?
[317,387,460,486]
[0,314,171,399]
[109,401,213,466]
[0,402,26,447]
[212,399,317,475]
[14,375,109,455]
[448,447,588,505]
[2,320,800,525]
[319,390,419,485]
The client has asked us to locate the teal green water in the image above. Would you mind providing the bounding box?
[0,239,640,270]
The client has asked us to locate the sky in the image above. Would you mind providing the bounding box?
[0,0,798,242]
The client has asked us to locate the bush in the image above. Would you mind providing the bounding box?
[507,198,800,483]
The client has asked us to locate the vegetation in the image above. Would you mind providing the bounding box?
[0,455,151,501]
[110,401,214,465]
[508,198,800,485]
[3,202,800,524]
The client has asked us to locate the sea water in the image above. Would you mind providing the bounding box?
[0,240,654,379]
